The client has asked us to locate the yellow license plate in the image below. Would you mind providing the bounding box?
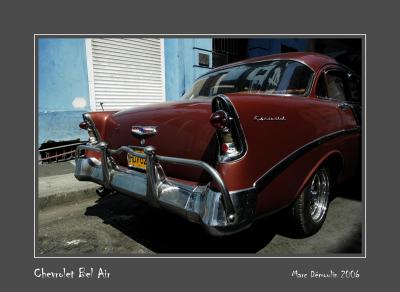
[127,149,146,170]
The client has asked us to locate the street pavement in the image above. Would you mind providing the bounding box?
[38,161,97,210]
[37,162,362,255]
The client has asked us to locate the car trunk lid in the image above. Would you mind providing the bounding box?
[104,99,218,183]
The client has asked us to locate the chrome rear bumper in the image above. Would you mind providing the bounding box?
[74,142,256,236]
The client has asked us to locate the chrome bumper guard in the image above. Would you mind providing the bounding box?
[74,142,256,236]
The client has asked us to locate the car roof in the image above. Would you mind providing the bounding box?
[209,52,339,73]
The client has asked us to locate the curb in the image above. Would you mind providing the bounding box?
[38,187,98,210]
[38,172,99,210]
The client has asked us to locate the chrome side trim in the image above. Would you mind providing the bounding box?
[253,127,361,192]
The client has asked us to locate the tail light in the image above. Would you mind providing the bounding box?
[79,113,99,144]
[211,96,247,162]
[221,142,238,155]
[79,121,88,130]
[210,110,228,129]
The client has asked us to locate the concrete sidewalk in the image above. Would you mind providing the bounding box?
[38,160,98,210]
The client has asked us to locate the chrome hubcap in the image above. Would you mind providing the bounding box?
[309,168,330,223]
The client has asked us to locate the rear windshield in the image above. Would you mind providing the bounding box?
[182,60,314,99]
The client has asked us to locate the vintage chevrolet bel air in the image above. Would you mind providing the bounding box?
[75,52,361,236]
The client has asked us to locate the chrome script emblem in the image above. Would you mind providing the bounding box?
[131,126,158,145]
[254,115,286,121]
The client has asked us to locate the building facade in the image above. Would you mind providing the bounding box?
[38,37,359,145]
[38,38,214,144]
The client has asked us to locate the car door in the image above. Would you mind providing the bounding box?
[316,67,360,129]
[315,66,361,180]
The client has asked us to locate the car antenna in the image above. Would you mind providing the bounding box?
[100,102,104,111]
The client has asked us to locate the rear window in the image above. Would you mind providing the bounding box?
[183,60,314,99]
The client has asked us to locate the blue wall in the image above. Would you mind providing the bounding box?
[39,39,90,111]
[40,38,308,145]
[247,39,309,58]
[164,38,212,101]
[38,38,213,144]
[38,38,90,144]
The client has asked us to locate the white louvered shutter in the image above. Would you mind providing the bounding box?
[86,38,165,111]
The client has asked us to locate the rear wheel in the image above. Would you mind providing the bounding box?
[290,167,331,236]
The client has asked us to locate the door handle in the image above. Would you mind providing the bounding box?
[337,102,352,111]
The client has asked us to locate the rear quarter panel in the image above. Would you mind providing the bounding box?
[218,93,359,215]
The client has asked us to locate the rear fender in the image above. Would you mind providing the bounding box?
[85,111,117,141]
[81,111,116,160]
[294,150,344,198]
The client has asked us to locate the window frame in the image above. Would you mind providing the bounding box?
[346,72,362,104]
[315,67,357,103]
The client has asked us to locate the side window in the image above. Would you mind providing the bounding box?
[325,70,349,101]
[347,74,361,103]
[316,74,328,98]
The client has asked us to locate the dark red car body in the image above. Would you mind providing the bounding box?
[75,52,361,236]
